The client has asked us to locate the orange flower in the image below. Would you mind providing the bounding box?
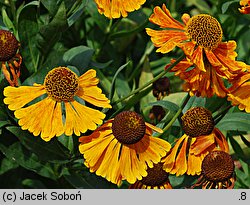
[94,0,146,18]
[191,151,236,189]
[227,71,250,113]
[146,4,246,79]
[170,58,229,98]
[0,29,22,86]
[79,111,171,185]
[162,107,229,176]
[239,0,250,14]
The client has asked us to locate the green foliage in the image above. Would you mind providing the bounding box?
[0,0,250,189]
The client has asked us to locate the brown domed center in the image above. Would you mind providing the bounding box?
[186,14,223,50]
[0,30,19,61]
[202,151,234,182]
[141,163,169,186]
[181,107,214,137]
[44,67,79,102]
[112,111,146,144]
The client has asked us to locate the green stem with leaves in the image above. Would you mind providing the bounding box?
[157,94,191,137]
[111,53,186,106]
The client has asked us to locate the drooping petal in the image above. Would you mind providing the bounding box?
[190,46,206,72]
[146,29,187,54]
[186,138,202,175]
[77,69,111,108]
[14,97,64,141]
[64,100,106,136]
[190,134,216,156]
[170,135,189,176]
[3,84,46,110]
[162,134,187,172]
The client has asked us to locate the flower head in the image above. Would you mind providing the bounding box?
[129,163,172,189]
[4,67,111,141]
[191,151,235,189]
[0,29,22,86]
[152,77,170,100]
[94,0,146,19]
[239,0,250,14]
[146,4,246,79]
[162,107,229,176]
[79,110,171,185]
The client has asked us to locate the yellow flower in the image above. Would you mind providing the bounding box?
[129,163,172,189]
[3,66,111,141]
[191,151,236,189]
[79,111,171,185]
[227,71,250,113]
[0,29,22,86]
[170,58,229,98]
[162,107,229,176]
[146,4,246,78]
[239,0,250,14]
[94,0,146,18]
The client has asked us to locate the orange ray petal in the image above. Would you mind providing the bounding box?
[162,134,188,172]
[190,134,215,155]
[170,135,189,176]
[149,4,185,29]
[190,46,206,72]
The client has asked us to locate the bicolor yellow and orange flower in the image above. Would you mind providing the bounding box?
[79,111,171,186]
[0,29,22,86]
[162,107,229,176]
[227,71,250,113]
[4,66,111,141]
[146,4,246,82]
[94,0,146,18]
[239,0,250,14]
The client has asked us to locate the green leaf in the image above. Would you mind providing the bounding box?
[62,168,117,189]
[183,96,206,113]
[229,135,246,159]
[22,179,47,188]
[1,8,15,32]
[0,157,19,175]
[148,100,180,114]
[37,1,68,64]
[221,0,239,14]
[85,0,109,33]
[216,112,250,131]
[109,62,130,101]
[6,126,71,163]
[139,57,155,118]
[62,46,94,71]
[18,3,40,73]
[0,142,58,180]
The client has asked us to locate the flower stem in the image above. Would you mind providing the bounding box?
[213,104,233,125]
[111,53,186,105]
[157,94,191,137]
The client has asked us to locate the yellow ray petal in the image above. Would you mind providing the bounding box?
[3,85,46,110]
[64,101,106,136]
[14,97,64,141]
[77,86,111,108]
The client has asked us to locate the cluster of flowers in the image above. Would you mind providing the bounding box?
[1,1,249,189]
